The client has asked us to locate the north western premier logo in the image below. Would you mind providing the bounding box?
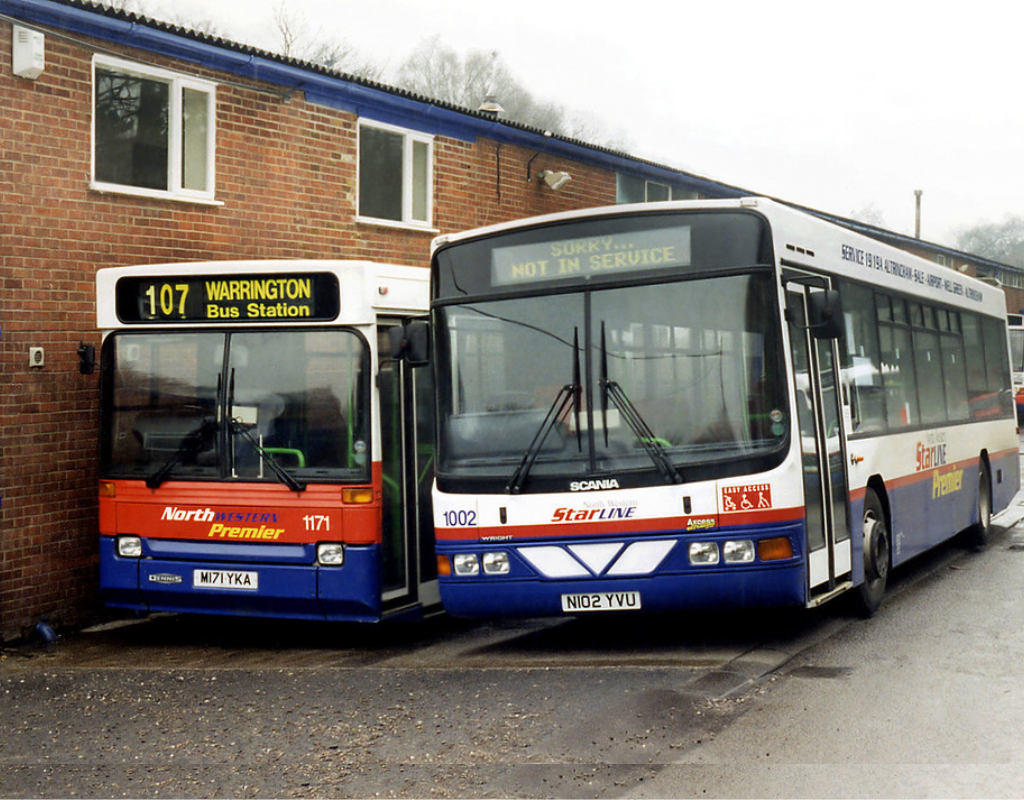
[932,468,963,498]
[916,440,948,471]
[160,507,285,540]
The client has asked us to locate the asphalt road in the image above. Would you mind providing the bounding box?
[3,502,1024,798]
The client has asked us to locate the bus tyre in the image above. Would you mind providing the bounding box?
[966,460,993,551]
[855,489,889,618]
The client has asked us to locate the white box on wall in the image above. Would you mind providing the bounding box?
[13,25,45,80]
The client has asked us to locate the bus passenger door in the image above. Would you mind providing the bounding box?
[785,281,852,603]
[378,327,439,613]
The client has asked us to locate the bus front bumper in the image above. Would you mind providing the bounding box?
[99,537,383,622]
[436,529,807,618]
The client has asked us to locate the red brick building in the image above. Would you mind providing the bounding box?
[1,0,1020,640]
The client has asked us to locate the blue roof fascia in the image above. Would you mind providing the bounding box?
[6,0,748,201]
[5,0,483,137]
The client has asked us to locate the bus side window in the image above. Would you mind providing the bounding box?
[837,282,884,434]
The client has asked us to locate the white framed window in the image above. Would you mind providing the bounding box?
[616,174,697,204]
[92,55,217,203]
[358,120,433,228]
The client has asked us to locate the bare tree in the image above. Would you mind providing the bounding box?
[395,36,621,146]
[270,2,383,80]
[849,203,888,229]
[957,216,1024,268]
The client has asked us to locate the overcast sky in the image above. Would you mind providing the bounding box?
[140,0,1022,249]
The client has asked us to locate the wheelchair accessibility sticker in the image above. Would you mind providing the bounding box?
[721,484,773,513]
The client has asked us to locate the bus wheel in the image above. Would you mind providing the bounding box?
[855,489,889,617]
[966,459,993,551]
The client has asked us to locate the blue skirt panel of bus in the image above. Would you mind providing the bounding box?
[99,537,383,622]
[436,521,807,618]
[872,451,1018,568]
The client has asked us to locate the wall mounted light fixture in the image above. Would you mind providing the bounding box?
[538,170,571,191]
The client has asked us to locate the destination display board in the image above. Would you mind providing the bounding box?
[491,227,692,287]
[115,273,341,324]
[434,211,772,299]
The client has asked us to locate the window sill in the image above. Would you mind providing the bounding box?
[356,215,439,234]
[89,182,225,207]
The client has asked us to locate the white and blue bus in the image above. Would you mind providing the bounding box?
[402,198,1019,618]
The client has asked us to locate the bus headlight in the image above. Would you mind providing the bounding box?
[117,536,143,558]
[723,540,755,563]
[317,543,345,566]
[688,541,719,565]
[482,551,510,575]
[453,553,480,576]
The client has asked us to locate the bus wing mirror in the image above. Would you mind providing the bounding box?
[389,320,430,366]
[807,290,843,339]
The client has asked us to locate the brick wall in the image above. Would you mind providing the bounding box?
[0,21,619,640]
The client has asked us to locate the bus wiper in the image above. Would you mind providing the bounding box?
[599,323,682,485]
[145,418,218,490]
[506,328,582,494]
[231,420,307,493]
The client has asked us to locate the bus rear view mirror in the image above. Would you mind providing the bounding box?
[807,290,843,339]
[389,320,430,366]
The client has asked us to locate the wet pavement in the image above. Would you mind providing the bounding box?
[4,492,1024,798]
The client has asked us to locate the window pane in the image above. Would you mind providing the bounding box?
[101,332,222,478]
[940,333,970,421]
[95,68,169,190]
[962,313,990,420]
[616,174,645,204]
[875,295,892,322]
[982,317,1013,417]
[880,324,918,427]
[359,126,403,220]
[839,282,884,433]
[412,139,429,222]
[913,329,945,424]
[592,275,787,464]
[229,331,368,479]
[182,87,209,191]
[892,298,908,325]
[983,318,1011,394]
[646,182,670,202]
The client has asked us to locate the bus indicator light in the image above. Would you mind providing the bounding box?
[757,537,794,562]
[342,488,374,505]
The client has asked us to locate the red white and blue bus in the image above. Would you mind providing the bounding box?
[97,260,438,622]
[404,198,1019,618]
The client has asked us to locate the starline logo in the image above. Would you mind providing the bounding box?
[551,506,637,523]
[161,506,215,522]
